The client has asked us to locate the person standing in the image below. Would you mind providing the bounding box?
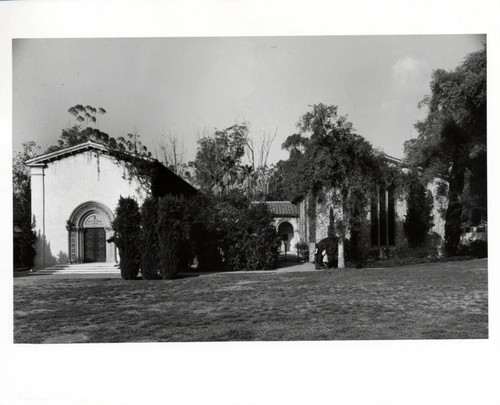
[322,247,329,269]
[314,244,320,269]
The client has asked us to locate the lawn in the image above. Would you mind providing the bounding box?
[13,259,488,343]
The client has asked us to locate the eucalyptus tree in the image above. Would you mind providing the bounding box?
[47,105,151,158]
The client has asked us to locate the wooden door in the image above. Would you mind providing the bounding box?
[84,228,106,262]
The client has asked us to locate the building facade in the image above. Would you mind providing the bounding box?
[293,158,448,263]
[26,141,195,268]
[259,201,301,254]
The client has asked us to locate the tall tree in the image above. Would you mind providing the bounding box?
[189,123,248,194]
[47,105,151,158]
[403,170,434,248]
[43,105,160,195]
[245,128,278,170]
[155,133,190,179]
[13,141,40,268]
[267,133,309,201]
[405,46,486,256]
[243,128,278,200]
[296,104,387,268]
[113,197,141,280]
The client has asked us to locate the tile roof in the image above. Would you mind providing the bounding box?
[258,201,299,217]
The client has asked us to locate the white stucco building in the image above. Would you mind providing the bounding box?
[259,201,301,254]
[26,141,195,268]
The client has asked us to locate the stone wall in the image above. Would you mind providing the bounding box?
[296,179,447,263]
[426,179,448,256]
[394,193,408,249]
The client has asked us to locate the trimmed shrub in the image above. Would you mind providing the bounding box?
[138,191,280,276]
[295,241,309,262]
[189,221,222,271]
[160,222,184,279]
[209,195,246,271]
[15,219,36,269]
[243,203,281,270]
[157,195,189,279]
[469,240,488,258]
[113,197,141,280]
[345,221,371,268]
[140,197,160,279]
[204,193,280,271]
[458,240,488,258]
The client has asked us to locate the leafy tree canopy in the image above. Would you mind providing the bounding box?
[405,47,486,184]
[13,141,40,268]
[404,46,486,255]
[13,141,40,214]
[41,105,163,195]
[274,103,400,267]
[297,104,389,198]
[281,133,309,153]
[189,123,249,194]
[46,105,151,158]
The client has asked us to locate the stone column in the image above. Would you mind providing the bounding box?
[77,228,85,263]
[308,242,316,263]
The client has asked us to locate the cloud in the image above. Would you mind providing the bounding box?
[391,56,429,91]
[381,56,431,115]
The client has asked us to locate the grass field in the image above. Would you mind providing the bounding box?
[13,259,488,343]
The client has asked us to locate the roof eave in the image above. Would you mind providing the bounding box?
[25,141,110,166]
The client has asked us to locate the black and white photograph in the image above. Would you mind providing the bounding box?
[12,34,488,342]
[2,1,499,405]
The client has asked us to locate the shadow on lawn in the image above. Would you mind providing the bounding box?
[14,271,42,278]
[277,259,309,269]
[175,259,308,277]
[14,258,312,281]
[173,272,204,279]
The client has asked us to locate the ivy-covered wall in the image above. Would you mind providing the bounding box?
[301,183,434,263]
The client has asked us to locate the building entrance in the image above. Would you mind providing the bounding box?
[84,227,106,262]
[278,221,294,253]
[68,201,116,264]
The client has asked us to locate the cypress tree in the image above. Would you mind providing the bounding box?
[113,197,141,280]
[404,172,434,248]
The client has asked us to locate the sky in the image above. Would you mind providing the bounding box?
[13,35,485,164]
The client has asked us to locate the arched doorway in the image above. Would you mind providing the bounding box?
[67,201,116,263]
[278,221,294,253]
[82,213,107,262]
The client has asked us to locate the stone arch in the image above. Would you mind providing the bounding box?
[277,220,295,253]
[69,201,114,228]
[67,201,116,263]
